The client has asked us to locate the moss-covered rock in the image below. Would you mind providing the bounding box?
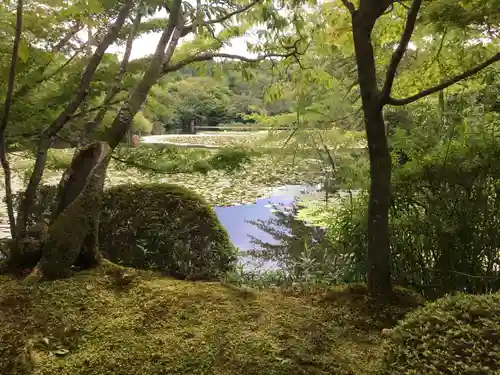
[0,266,419,375]
[380,292,500,375]
[99,184,236,280]
[11,183,236,280]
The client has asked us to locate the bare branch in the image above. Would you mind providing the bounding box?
[388,52,500,106]
[162,50,299,76]
[181,0,260,37]
[340,0,356,14]
[380,0,423,104]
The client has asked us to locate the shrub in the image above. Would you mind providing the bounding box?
[100,184,236,279]
[322,137,500,298]
[380,293,500,375]
[208,148,251,171]
[11,184,236,280]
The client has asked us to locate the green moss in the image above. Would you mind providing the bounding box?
[0,267,419,375]
[380,292,500,375]
[100,183,236,280]
[12,183,236,280]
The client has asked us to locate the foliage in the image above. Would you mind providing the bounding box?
[10,183,236,280]
[207,148,252,172]
[45,149,73,171]
[314,129,500,298]
[247,202,356,286]
[99,184,236,280]
[0,265,422,375]
[380,292,500,375]
[131,111,153,133]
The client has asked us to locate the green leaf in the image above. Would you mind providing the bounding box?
[18,39,29,63]
[53,348,70,356]
[88,0,104,14]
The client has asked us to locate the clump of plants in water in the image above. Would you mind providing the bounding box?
[207,148,253,171]
[112,144,253,174]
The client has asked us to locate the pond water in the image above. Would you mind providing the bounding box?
[214,185,312,251]
[213,184,322,270]
[213,185,315,250]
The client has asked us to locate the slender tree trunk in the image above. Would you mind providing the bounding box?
[352,8,392,296]
[83,9,143,142]
[14,0,134,248]
[0,0,23,240]
[105,5,183,148]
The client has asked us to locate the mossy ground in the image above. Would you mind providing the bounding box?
[0,263,421,375]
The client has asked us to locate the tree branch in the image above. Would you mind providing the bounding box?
[0,0,23,239]
[181,0,260,37]
[340,0,356,14]
[387,52,500,106]
[162,50,299,76]
[380,0,423,104]
[15,0,135,241]
[83,9,143,141]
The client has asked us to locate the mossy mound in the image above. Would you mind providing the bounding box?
[380,292,500,375]
[0,266,421,375]
[11,183,236,280]
[99,184,236,280]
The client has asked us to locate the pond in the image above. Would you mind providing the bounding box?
[213,184,323,270]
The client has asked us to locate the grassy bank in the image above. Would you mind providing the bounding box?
[0,263,421,375]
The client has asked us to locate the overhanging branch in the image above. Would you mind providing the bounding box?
[387,52,500,106]
[181,0,260,37]
[340,0,356,14]
[161,50,299,76]
[380,0,423,104]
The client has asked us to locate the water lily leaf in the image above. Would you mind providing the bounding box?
[53,348,70,356]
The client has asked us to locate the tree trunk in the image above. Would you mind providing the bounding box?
[25,142,110,281]
[17,1,184,280]
[14,0,134,245]
[352,8,392,296]
[0,0,23,239]
[83,9,143,142]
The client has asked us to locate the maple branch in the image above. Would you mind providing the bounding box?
[181,0,260,37]
[161,50,298,76]
[340,0,356,14]
[380,0,423,104]
[387,52,500,106]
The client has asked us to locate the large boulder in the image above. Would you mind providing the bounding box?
[11,183,236,280]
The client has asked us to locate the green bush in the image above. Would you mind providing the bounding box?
[208,148,251,171]
[46,150,73,171]
[100,184,236,279]
[11,184,236,280]
[380,293,500,375]
[323,137,500,298]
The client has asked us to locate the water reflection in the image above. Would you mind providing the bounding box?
[213,185,316,251]
[214,185,325,271]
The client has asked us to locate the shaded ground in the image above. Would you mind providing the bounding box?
[0,263,422,375]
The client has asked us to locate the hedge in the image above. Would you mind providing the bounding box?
[380,292,500,375]
[11,184,236,280]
